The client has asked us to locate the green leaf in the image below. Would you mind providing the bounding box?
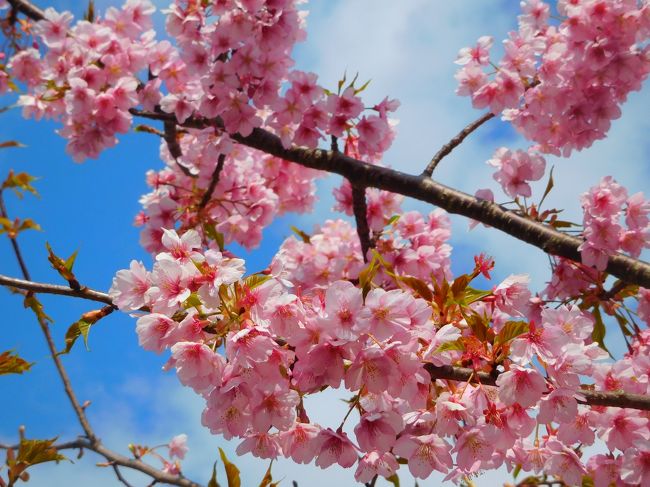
[204,223,225,251]
[2,171,39,198]
[386,214,400,226]
[386,474,400,487]
[46,242,80,288]
[399,276,433,301]
[450,275,471,304]
[24,295,53,326]
[591,307,611,356]
[465,311,489,342]
[17,218,41,233]
[513,463,522,479]
[59,319,94,355]
[495,321,529,345]
[538,165,554,208]
[552,219,579,228]
[337,70,347,94]
[16,438,66,466]
[218,448,241,487]
[463,287,491,305]
[207,460,221,487]
[353,78,372,95]
[0,350,33,375]
[243,274,271,290]
[290,225,311,244]
[0,140,26,149]
[434,338,465,354]
[64,250,79,272]
[258,461,273,487]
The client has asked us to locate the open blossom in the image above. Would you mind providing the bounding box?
[109,260,151,311]
[393,434,452,478]
[487,147,546,198]
[167,434,188,459]
[314,429,358,469]
[496,365,546,408]
[545,440,587,486]
[168,342,224,393]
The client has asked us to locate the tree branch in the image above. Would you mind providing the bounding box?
[2,272,649,411]
[0,273,115,306]
[424,363,650,411]
[6,0,44,21]
[163,120,194,178]
[351,183,372,263]
[1,438,203,487]
[198,153,226,210]
[129,108,650,289]
[422,111,494,176]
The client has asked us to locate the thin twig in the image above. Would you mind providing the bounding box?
[351,183,372,263]
[112,464,135,487]
[0,194,201,486]
[0,191,97,442]
[0,273,115,306]
[422,112,494,176]
[198,153,226,209]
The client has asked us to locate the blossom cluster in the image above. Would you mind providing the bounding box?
[10,2,156,161]
[137,142,322,252]
[455,0,650,156]
[110,226,649,485]
[486,146,546,198]
[579,176,650,270]
[8,0,399,163]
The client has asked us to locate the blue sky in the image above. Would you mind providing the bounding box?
[1,1,649,486]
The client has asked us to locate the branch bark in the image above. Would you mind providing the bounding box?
[129,108,650,290]
[6,0,44,21]
[198,153,226,210]
[2,272,649,411]
[351,183,372,263]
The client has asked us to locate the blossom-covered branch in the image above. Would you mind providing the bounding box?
[3,271,649,412]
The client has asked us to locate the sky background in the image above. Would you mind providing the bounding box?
[1,1,649,486]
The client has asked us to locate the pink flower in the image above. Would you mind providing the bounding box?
[456,36,493,66]
[355,451,399,483]
[487,147,546,198]
[496,365,546,408]
[110,260,152,311]
[620,442,650,486]
[168,434,188,459]
[545,440,587,486]
[314,429,358,469]
[394,434,453,478]
[453,428,495,473]
[278,423,321,464]
[136,313,177,353]
[236,433,280,459]
[354,411,403,454]
[169,342,224,393]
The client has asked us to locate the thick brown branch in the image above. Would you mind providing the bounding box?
[351,183,372,263]
[424,363,650,411]
[198,153,226,209]
[129,108,650,289]
[6,0,44,21]
[423,111,495,176]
